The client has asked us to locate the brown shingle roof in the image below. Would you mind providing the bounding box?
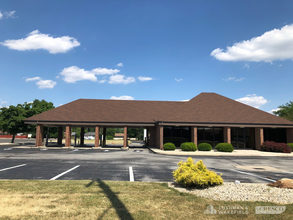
[163,93,293,125]
[24,93,293,126]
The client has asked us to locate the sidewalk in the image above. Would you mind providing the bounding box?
[149,148,293,157]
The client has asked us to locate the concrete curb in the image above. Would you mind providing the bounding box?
[149,148,293,157]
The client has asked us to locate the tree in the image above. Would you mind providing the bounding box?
[273,101,293,122]
[0,105,26,143]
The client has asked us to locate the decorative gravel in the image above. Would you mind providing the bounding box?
[168,182,293,204]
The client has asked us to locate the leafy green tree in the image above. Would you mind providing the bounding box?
[0,105,26,143]
[273,101,293,122]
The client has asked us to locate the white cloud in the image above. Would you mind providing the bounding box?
[1,30,80,54]
[138,76,153,81]
[224,77,245,82]
[175,78,183,82]
[179,99,189,102]
[244,63,249,68]
[25,76,56,89]
[211,24,293,62]
[36,80,56,89]
[98,79,106,83]
[110,95,134,100]
[269,108,281,114]
[0,11,16,19]
[4,11,16,18]
[26,76,41,82]
[236,94,268,108]
[117,62,123,67]
[59,66,120,83]
[108,74,135,84]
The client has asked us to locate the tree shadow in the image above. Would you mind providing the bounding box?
[85,180,134,220]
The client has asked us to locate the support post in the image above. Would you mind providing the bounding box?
[95,126,100,147]
[45,127,49,146]
[57,127,63,145]
[191,126,197,146]
[156,126,163,150]
[80,127,85,146]
[35,124,44,147]
[123,126,127,148]
[103,127,107,146]
[224,127,231,144]
[255,127,264,150]
[287,128,293,143]
[65,125,72,147]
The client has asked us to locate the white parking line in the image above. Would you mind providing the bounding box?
[0,164,26,172]
[50,165,80,180]
[230,169,276,182]
[129,166,134,182]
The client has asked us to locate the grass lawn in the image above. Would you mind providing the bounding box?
[0,180,292,219]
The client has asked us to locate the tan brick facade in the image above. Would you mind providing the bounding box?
[287,128,293,143]
[123,126,127,148]
[156,126,163,149]
[224,127,231,143]
[148,127,156,147]
[65,125,71,147]
[35,124,43,147]
[95,126,100,147]
[255,127,264,150]
[191,126,197,146]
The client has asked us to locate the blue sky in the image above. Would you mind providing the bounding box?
[0,1,293,113]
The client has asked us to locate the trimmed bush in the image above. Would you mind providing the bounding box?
[215,143,234,152]
[261,141,292,153]
[163,143,176,151]
[180,142,197,151]
[173,157,223,188]
[198,143,212,151]
[288,143,293,151]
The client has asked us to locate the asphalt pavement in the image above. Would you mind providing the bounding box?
[1,147,293,183]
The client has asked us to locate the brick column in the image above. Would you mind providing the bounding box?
[103,128,107,146]
[148,127,156,147]
[80,127,85,146]
[156,126,163,149]
[65,125,72,147]
[191,126,197,146]
[35,124,44,147]
[57,126,63,145]
[224,127,231,143]
[123,126,127,148]
[95,126,100,147]
[255,127,264,150]
[287,128,293,143]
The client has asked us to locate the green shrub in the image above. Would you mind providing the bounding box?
[215,143,234,152]
[180,142,197,151]
[198,143,212,151]
[173,157,223,188]
[163,143,176,151]
[288,143,293,151]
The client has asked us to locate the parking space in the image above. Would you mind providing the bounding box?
[0,148,293,183]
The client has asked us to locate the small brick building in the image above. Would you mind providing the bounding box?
[24,93,293,149]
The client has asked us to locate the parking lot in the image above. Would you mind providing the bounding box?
[1,147,293,183]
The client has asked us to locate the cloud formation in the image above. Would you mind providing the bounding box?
[109,74,135,84]
[224,77,245,82]
[26,76,56,89]
[110,95,134,100]
[138,76,153,81]
[236,94,268,108]
[211,24,293,62]
[59,66,120,83]
[269,108,281,114]
[175,78,182,82]
[1,30,80,54]
[117,62,123,67]
[0,11,16,19]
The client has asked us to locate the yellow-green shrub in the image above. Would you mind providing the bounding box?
[172,157,223,188]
